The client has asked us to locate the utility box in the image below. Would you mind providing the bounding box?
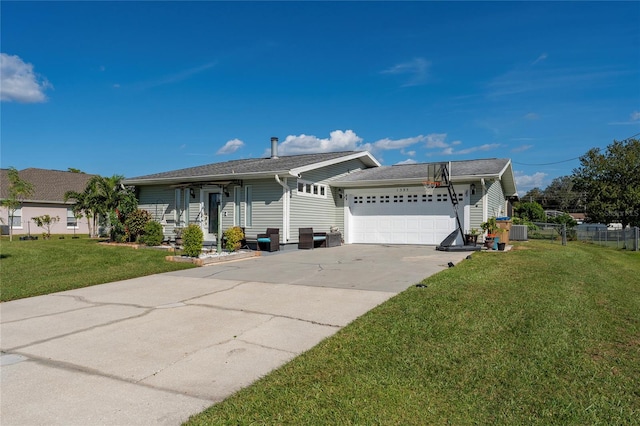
[497,219,512,244]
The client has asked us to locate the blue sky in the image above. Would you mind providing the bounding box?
[2,1,639,193]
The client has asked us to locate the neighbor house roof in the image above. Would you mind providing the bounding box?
[122,151,380,185]
[0,168,95,204]
[333,158,518,196]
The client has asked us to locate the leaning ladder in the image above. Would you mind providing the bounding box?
[440,165,464,237]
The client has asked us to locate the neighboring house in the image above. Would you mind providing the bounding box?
[0,168,95,236]
[122,139,518,246]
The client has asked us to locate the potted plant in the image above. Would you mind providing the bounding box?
[465,228,479,246]
[480,217,500,249]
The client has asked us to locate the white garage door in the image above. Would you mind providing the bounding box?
[347,187,465,245]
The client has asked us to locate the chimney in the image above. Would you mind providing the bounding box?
[270,137,279,159]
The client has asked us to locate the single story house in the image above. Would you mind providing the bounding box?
[0,168,95,236]
[122,138,518,246]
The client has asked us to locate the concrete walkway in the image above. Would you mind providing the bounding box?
[1,244,470,425]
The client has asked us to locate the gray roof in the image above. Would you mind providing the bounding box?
[334,158,518,196]
[123,151,378,184]
[0,168,96,203]
[336,158,510,182]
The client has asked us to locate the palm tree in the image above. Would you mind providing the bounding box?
[66,175,137,239]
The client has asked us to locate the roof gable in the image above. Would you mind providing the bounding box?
[0,168,96,203]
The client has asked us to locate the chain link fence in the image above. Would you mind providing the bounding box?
[527,222,639,251]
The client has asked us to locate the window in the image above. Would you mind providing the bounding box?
[175,188,190,226]
[407,194,418,203]
[234,187,241,226]
[353,196,364,204]
[380,195,390,203]
[244,186,252,227]
[67,208,78,228]
[296,180,327,198]
[366,196,376,204]
[393,195,404,203]
[11,207,22,228]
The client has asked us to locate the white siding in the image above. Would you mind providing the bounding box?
[290,159,368,241]
[486,180,506,218]
[137,185,176,238]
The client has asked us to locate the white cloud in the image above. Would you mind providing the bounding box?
[136,62,216,90]
[511,144,533,153]
[0,53,52,103]
[515,171,547,191]
[370,135,425,150]
[424,133,449,148]
[217,138,244,154]
[442,143,501,156]
[631,111,640,121]
[532,53,548,65]
[524,112,539,120]
[401,149,416,157]
[381,57,430,87]
[395,158,417,165]
[277,130,363,155]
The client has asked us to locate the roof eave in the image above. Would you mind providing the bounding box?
[122,170,292,186]
[332,174,500,188]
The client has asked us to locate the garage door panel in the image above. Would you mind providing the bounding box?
[349,188,464,245]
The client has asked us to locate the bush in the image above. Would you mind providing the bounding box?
[142,221,164,246]
[182,224,203,257]
[125,209,152,242]
[109,215,127,243]
[224,226,244,252]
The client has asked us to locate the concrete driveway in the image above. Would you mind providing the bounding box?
[1,244,469,425]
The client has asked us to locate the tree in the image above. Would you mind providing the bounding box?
[543,176,583,212]
[513,201,546,222]
[522,187,545,205]
[32,214,60,239]
[572,138,640,228]
[1,167,35,241]
[65,175,137,238]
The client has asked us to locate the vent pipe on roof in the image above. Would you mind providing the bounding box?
[271,137,279,159]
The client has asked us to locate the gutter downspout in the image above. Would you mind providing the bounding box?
[275,175,290,242]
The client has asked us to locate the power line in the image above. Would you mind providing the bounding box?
[514,132,640,167]
[513,157,580,166]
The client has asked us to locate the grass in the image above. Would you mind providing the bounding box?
[186,241,640,425]
[0,236,195,301]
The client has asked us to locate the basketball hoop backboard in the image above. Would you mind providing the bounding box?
[426,162,449,185]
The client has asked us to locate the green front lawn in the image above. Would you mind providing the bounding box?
[186,241,640,425]
[0,237,195,301]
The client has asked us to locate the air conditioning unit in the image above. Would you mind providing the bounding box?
[510,225,528,241]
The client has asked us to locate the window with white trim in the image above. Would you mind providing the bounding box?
[175,188,190,226]
[297,180,327,198]
[11,207,22,228]
[67,208,78,228]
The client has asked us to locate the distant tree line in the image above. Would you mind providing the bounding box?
[516,138,640,228]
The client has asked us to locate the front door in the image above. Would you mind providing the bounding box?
[205,192,221,241]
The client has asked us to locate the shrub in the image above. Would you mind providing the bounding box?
[109,215,127,243]
[182,224,203,257]
[31,215,60,239]
[142,221,164,246]
[224,226,244,252]
[125,209,152,242]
